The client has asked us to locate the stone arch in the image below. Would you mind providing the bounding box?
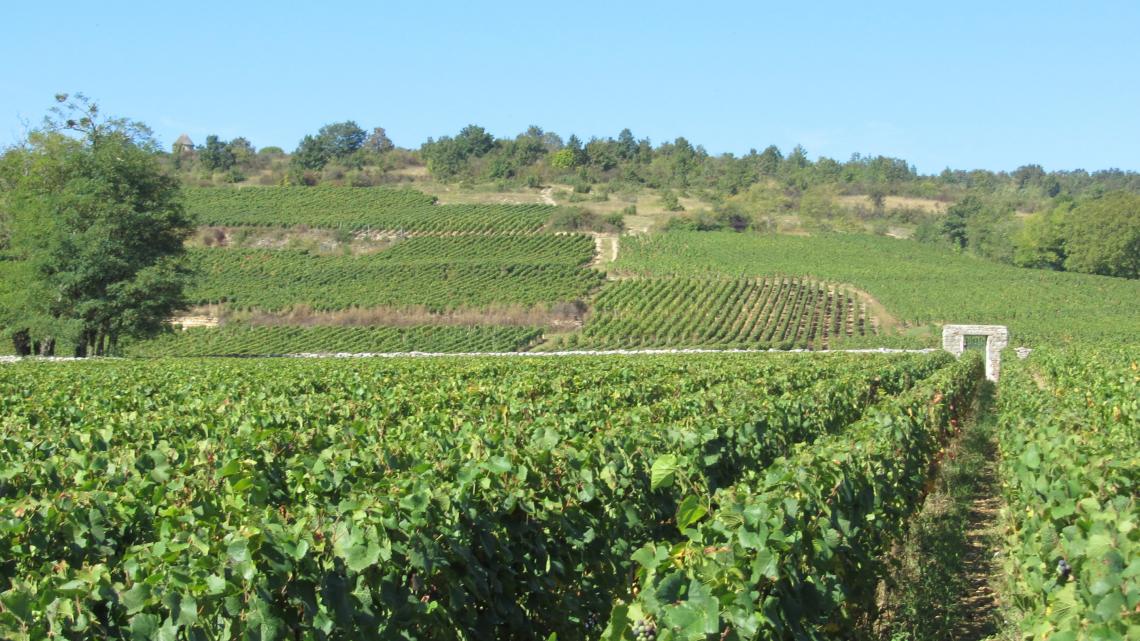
[942,324,1009,381]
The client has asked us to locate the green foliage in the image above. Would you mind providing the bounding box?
[187,234,601,312]
[0,95,195,355]
[291,121,368,171]
[659,190,684,212]
[291,134,329,170]
[1014,204,1069,270]
[186,186,560,233]
[580,277,871,350]
[198,134,236,171]
[964,206,1018,264]
[316,121,367,159]
[666,202,755,233]
[613,232,1140,345]
[940,195,985,249]
[1063,191,1140,278]
[994,348,1140,639]
[547,207,623,233]
[420,124,496,179]
[922,195,1019,263]
[551,148,578,169]
[880,416,1000,639]
[0,351,951,639]
[129,325,543,356]
[797,186,840,229]
[603,353,982,639]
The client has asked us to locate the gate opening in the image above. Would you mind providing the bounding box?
[941,325,1009,382]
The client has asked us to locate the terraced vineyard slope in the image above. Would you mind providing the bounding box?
[186,234,601,312]
[128,325,543,356]
[187,186,553,233]
[568,276,870,350]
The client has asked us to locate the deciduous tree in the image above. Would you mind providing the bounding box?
[0,94,195,355]
[1063,191,1140,278]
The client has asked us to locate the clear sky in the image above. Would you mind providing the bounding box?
[2,1,1137,174]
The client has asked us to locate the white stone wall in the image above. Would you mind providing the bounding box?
[942,324,1009,381]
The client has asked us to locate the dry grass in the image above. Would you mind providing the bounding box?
[186,226,399,255]
[837,195,949,214]
[412,183,550,206]
[407,181,710,233]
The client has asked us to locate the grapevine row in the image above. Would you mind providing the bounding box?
[607,352,983,639]
[993,348,1139,639]
[573,277,868,350]
[187,186,554,233]
[187,246,603,312]
[613,231,1140,346]
[373,233,595,266]
[0,352,951,639]
[128,325,543,357]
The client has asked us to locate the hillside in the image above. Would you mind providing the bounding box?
[613,231,1140,346]
[5,181,1136,357]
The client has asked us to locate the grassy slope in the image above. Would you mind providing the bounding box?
[613,231,1140,346]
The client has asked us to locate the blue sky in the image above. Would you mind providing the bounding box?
[2,1,1137,174]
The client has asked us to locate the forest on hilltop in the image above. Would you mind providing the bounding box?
[164,120,1140,280]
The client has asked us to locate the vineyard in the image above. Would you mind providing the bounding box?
[2,184,1138,640]
[127,325,544,357]
[0,351,977,639]
[186,186,554,233]
[186,233,601,312]
[614,232,1140,345]
[371,233,595,265]
[993,347,1139,638]
[569,277,870,350]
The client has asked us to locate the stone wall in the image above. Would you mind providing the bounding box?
[942,324,1009,381]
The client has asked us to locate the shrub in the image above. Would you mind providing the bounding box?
[659,190,684,211]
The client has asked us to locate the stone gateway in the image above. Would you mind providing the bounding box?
[942,324,1009,381]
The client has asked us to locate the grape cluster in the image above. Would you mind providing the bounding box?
[631,619,657,641]
[1057,559,1072,581]
[583,612,600,632]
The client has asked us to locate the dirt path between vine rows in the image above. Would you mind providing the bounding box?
[954,424,1003,640]
[589,234,621,269]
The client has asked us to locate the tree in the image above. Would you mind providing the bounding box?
[964,208,1017,263]
[454,125,495,158]
[550,148,578,170]
[1013,205,1068,270]
[420,125,497,180]
[227,137,256,166]
[1063,191,1140,278]
[292,134,329,170]
[316,121,367,158]
[291,121,368,172]
[199,134,236,171]
[940,196,985,249]
[565,134,586,167]
[0,94,195,355]
[756,145,783,176]
[617,128,637,160]
[365,126,394,153]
